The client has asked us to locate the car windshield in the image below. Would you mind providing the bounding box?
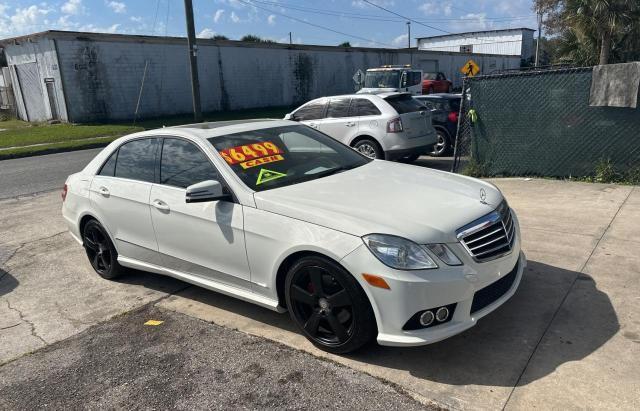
[364,71,400,88]
[208,125,371,191]
[423,72,437,80]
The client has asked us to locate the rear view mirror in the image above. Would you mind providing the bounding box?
[185,180,231,203]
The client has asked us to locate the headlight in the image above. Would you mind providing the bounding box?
[362,234,438,270]
[425,244,462,266]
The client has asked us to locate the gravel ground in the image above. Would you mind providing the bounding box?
[0,305,430,410]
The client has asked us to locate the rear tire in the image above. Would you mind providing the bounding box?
[429,129,451,157]
[285,256,377,354]
[353,138,383,159]
[82,219,125,280]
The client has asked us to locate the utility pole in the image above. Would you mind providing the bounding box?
[534,8,542,67]
[184,0,202,122]
[289,32,292,45]
[407,21,412,65]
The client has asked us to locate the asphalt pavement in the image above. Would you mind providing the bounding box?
[0,305,426,410]
[0,148,101,199]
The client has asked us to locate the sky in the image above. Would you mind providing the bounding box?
[0,0,538,47]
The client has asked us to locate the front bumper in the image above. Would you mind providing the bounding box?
[340,225,525,347]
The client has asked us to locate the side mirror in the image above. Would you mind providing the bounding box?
[185,179,231,203]
[284,113,292,120]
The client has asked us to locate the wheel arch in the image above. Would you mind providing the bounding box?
[77,212,119,253]
[274,249,371,312]
[349,135,384,157]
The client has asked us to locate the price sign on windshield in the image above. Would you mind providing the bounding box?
[219,141,284,169]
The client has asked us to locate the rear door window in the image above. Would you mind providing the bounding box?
[114,138,159,183]
[351,98,381,116]
[384,95,426,114]
[294,101,326,120]
[160,138,218,189]
[98,150,118,176]
[326,98,351,118]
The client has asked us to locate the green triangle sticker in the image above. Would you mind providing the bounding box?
[256,168,287,185]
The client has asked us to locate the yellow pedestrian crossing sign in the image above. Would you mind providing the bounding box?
[461,59,480,77]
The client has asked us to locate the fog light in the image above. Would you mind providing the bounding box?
[419,310,435,326]
[435,307,449,322]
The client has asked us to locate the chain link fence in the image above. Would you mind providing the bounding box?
[452,67,640,180]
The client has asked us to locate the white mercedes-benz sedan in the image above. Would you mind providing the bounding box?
[62,119,525,354]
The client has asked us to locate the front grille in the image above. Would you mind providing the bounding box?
[457,201,516,262]
[470,261,519,314]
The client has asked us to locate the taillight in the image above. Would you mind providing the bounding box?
[61,184,68,202]
[448,111,458,123]
[387,117,403,133]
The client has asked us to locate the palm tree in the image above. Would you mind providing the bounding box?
[570,0,638,64]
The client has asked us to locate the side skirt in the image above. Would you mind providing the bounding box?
[118,256,286,313]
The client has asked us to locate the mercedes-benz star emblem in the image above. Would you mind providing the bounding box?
[480,188,487,204]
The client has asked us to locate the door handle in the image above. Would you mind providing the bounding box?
[152,199,170,211]
[345,122,356,127]
[98,186,110,196]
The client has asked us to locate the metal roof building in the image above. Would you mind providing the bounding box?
[417,28,535,60]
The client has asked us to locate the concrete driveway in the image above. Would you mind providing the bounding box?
[1,178,638,410]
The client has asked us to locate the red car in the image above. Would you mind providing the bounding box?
[422,72,452,94]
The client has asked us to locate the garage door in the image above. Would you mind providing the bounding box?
[15,63,48,122]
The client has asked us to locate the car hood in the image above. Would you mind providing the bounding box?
[254,161,503,244]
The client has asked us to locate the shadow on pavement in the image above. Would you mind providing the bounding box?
[140,260,618,388]
[0,269,19,298]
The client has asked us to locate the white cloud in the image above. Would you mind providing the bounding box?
[351,0,395,8]
[79,23,120,33]
[391,33,408,47]
[230,11,240,23]
[130,16,142,23]
[418,1,452,17]
[197,28,216,38]
[451,13,492,31]
[267,14,276,25]
[107,1,126,14]
[62,0,84,15]
[1,5,51,35]
[214,9,224,23]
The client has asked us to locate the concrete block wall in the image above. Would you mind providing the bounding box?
[7,32,521,123]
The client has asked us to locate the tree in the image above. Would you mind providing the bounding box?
[240,34,275,43]
[213,35,229,40]
[534,0,640,65]
[338,42,352,47]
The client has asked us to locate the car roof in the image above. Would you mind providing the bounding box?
[121,119,296,142]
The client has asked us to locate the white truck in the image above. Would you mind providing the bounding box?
[357,65,423,95]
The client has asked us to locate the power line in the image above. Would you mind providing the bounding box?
[361,0,530,47]
[236,0,397,48]
[251,0,534,22]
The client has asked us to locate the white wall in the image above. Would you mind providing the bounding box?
[418,30,533,58]
[3,38,67,122]
[4,33,521,122]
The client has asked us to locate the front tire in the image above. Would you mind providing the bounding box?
[353,139,383,159]
[285,256,377,354]
[82,219,124,280]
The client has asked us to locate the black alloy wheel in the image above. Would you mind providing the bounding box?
[285,256,376,354]
[83,220,124,280]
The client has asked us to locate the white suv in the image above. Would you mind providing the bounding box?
[285,93,437,162]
